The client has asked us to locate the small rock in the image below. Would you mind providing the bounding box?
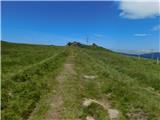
[108,109,120,119]
[82,99,92,107]
[86,115,95,120]
[127,108,148,120]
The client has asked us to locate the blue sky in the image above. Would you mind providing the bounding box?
[2,1,160,52]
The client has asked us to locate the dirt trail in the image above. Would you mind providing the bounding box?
[44,55,75,120]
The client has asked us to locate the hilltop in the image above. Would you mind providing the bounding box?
[1,41,160,120]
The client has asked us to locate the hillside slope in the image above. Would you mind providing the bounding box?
[1,41,160,120]
[1,41,68,120]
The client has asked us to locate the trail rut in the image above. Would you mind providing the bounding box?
[44,55,75,120]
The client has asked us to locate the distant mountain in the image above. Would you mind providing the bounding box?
[121,52,160,59]
[140,52,160,59]
[113,49,153,55]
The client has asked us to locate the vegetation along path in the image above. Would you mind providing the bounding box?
[2,41,160,120]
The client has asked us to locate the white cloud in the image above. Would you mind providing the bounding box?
[134,33,147,37]
[119,0,160,19]
[152,25,160,31]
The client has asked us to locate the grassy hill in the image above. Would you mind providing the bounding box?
[1,41,160,120]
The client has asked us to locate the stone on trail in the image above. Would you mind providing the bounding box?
[108,109,120,119]
[82,99,92,107]
[127,108,148,120]
[86,115,95,120]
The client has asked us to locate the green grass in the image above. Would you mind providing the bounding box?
[2,41,64,80]
[73,46,160,120]
[2,41,160,120]
[1,41,69,120]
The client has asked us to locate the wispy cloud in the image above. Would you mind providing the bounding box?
[134,33,147,37]
[119,0,160,19]
[94,34,104,38]
[152,25,160,31]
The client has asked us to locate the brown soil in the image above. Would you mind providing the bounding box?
[44,56,75,120]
